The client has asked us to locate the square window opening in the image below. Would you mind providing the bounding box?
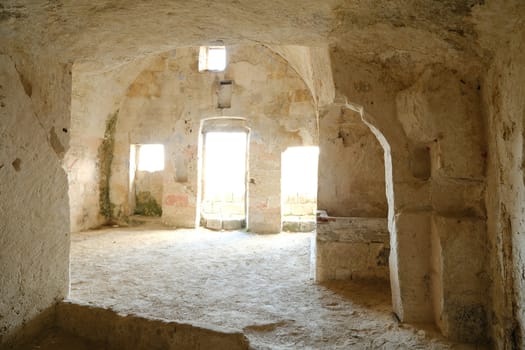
[137,144,165,172]
[199,46,226,72]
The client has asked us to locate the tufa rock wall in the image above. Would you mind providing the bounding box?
[483,24,525,350]
[0,53,71,345]
[317,105,387,217]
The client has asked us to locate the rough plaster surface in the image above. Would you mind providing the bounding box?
[68,226,484,349]
[328,49,433,326]
[0,54,70,344]
[66,56,161,232]
[269,45,335,108]
[396,66,485,180]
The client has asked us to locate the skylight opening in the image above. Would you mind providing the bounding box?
[199,46,227,72]
[137,144,165,172]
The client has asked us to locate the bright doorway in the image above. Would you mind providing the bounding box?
[200,131,248,230]
[281,146,319,232]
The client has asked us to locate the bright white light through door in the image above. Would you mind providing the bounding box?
[202,132,247,219]
[281,146,319,217]
[137,144,165,172]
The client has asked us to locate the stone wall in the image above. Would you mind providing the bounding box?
[396,66,488,342]
[67,56,161,232]
[0,53,71,345]
[107,46,317,233]
[317,105,387,217]
[315,99,389,283]
[134,170,163,216]
[483,25,525,349]
[316,218,389,281]
[328,46,488,341]
[327,50,427,323]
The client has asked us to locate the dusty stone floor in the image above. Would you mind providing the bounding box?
[67,226,487,349]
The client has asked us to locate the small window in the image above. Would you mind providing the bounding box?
[137,144,164,172]
[199,46,226,72]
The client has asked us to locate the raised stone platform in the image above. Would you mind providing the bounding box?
[315,217,389,282]
[56,302,249,350]
[282,215,316,232]
[202,215,246,231]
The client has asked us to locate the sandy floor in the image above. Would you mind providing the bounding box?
[68,226,486,349]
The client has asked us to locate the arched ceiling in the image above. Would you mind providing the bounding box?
[1,0,524,79]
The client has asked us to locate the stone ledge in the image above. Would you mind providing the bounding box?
[316,217,388,243]
[56,302,250,350]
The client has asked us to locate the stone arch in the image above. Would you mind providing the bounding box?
[314,101,390,282]
[65,55,164,232]
[350,102,433,324]
[270,44,439,327]
[322,98,429,324]
[331,62,488,342]
[85,45,320,232]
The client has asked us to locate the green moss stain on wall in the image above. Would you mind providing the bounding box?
[135,191,162,216]
[98,110,119,221]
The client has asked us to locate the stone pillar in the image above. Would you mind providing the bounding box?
[396,67,488,341]
[388,155,435,323]
[247,142,282,233]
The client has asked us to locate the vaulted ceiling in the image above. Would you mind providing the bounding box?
[1,0,523,77]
